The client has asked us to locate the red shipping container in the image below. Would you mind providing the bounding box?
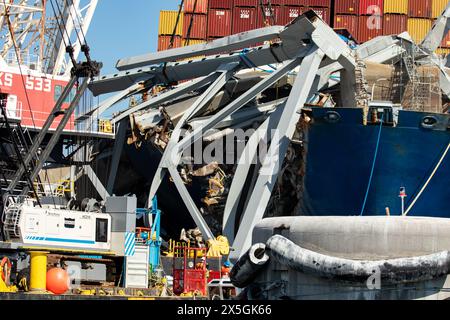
[284,0,304,4]
[209,0,233,8]
[208,9,232,37]
[383,14,407,35]
[358,0,383,16]
[357,15,382,42]
[282,6,303,25]
[335,0,359,15]
[306,6,330,24]
[334,15,358,39]
[408,0,432,18]
[158,35,182,51]
[260,0,286,5]
[234,0,258,7]
[183,13,208,39]
[306,0,331,7]
[257,5,285,28]
[184,0,209,14]
[233,7,257,33]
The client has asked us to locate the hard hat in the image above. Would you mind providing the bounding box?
[224,260,231,268]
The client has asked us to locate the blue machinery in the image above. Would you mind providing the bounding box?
[136,196,162,271]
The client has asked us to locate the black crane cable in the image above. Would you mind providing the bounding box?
[66,0,88,47]
[65,0,84,48]
[50,0,79,69]
[169,0,185,49]
[50,0,73,48]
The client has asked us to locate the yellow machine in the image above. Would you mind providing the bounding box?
[207,236,230,258]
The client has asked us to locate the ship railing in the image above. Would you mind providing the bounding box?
[19,110,116,136]
[5,51,41,71]
[34,179,74,198]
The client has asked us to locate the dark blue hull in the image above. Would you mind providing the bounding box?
[301,108,450,217]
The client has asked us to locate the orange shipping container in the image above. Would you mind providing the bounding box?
[335,0,359,15]
[408,0,432,18]
[334,15,359,40]
[158,35,182,51]
[184,0,208,14]
[383,14,407,35]
[183,13,207,39]
[357,15,383,42]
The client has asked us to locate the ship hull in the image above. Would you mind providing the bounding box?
[300,108,450,217]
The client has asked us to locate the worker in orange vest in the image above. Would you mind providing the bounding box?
[221,260,231,277]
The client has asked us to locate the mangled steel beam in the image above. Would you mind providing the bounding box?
[421,2,450,54]
[88,14,319,96]
[116,26,285,70]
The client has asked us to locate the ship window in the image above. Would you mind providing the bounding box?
[54,85,76,103]
[95,218,108,243]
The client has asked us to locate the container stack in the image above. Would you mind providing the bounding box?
[257,0,284,29]
[432,0,450,54]
[158,10,184,51]
[407,0,433,44]
[208,0,234,40]
[334,1,358,41]
[156,0,450,55]
[233,0,258,34]
[183,0,209,46]
[383,0,408,37]
[334,0,383,43]
[281,1,331,27]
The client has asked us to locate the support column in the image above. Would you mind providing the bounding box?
[107,120,127,194]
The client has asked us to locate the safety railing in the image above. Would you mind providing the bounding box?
[33,179,74,198]
[19,109,116,136]
[5,51,41,71]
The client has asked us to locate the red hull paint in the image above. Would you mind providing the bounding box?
[0,66,75,130]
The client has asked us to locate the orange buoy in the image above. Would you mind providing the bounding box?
[46,268,69,295]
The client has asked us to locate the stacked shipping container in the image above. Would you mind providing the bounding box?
[183,0,208,46]
[334,0,384,43]
[157,0,450,53]
[158,10,184,51]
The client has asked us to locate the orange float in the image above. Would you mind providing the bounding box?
[46,268,70,295]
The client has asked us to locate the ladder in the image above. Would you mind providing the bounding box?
[402,53,431,112]
[2,201,22,240]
